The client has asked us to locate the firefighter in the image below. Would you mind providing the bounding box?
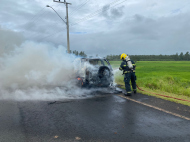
[119,53,136,96]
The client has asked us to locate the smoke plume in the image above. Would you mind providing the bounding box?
[0,41,100,100]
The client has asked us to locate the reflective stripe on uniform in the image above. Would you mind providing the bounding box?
[123,65,127,67]
[124,71,130,73]
[124,70,135,73]
[119,67,123,70]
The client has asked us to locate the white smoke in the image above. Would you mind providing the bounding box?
[0,41,74,89]
[0,26,23,56]
[0,41,102,100]
[113,68,120,86]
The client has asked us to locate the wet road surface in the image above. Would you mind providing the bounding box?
[0,93,190,142]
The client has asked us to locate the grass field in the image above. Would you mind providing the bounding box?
[110,61,190,106]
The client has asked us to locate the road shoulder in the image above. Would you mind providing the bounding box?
[116,92,190,120]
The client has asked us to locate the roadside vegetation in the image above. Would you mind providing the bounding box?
[110,61,190,106]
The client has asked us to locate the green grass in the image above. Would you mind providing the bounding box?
[110,61,190,106]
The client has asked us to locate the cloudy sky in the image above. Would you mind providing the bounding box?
[0,0,190,56]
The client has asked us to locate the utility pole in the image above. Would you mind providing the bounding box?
[53,0,71,54]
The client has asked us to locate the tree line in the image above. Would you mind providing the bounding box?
[106,51,190,61]
[69,50,190,61]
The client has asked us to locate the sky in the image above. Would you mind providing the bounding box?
[0,0,190,56]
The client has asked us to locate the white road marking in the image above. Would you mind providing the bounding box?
[118,95,190,121]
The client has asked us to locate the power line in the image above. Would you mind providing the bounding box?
[68,0,91,24]
[39,27,67,41]
[70,0,122,25]
[28,7,46,24]
[71,0,127,26]
[26,4,65,39]
[30,23,67,41]
[69,0,90,17]
[31,0,127,41]
[28,1,89,40]
[27,4,60,27]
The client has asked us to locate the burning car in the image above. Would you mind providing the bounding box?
[73,57,114,87]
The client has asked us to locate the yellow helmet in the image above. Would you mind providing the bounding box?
[120,53,127,60]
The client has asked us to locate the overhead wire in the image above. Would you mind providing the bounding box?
[28,7,46,24]
[68,0,91,25]
[39,0,127,41]
[27,4,66,40]
[26,3,60,27]
[36,0,90,41]
[22,7,49,40]
[43,1,90,25]
[70,0,127,26]
[39,27,67,41]
[27,1,84,40]
[32,0,128,41]
[69,0,90,17]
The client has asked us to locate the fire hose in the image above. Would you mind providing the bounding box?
[136,85,190,103]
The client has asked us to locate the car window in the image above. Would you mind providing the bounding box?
[103,60,109,66]
[97,60,104,66]
[89,59,107,66]
[89,60,96,65]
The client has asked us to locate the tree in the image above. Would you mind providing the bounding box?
[173,53,179,61]
[179,52,184,60]
[72,50,86,57]
[184,51,190,60]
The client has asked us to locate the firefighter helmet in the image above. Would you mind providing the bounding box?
[120,53,127,60]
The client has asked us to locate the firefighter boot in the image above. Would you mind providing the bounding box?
[124,92,132,96]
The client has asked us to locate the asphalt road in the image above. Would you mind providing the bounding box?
[0,92,190,142]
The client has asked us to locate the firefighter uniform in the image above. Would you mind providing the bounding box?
[119,54,136,96]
